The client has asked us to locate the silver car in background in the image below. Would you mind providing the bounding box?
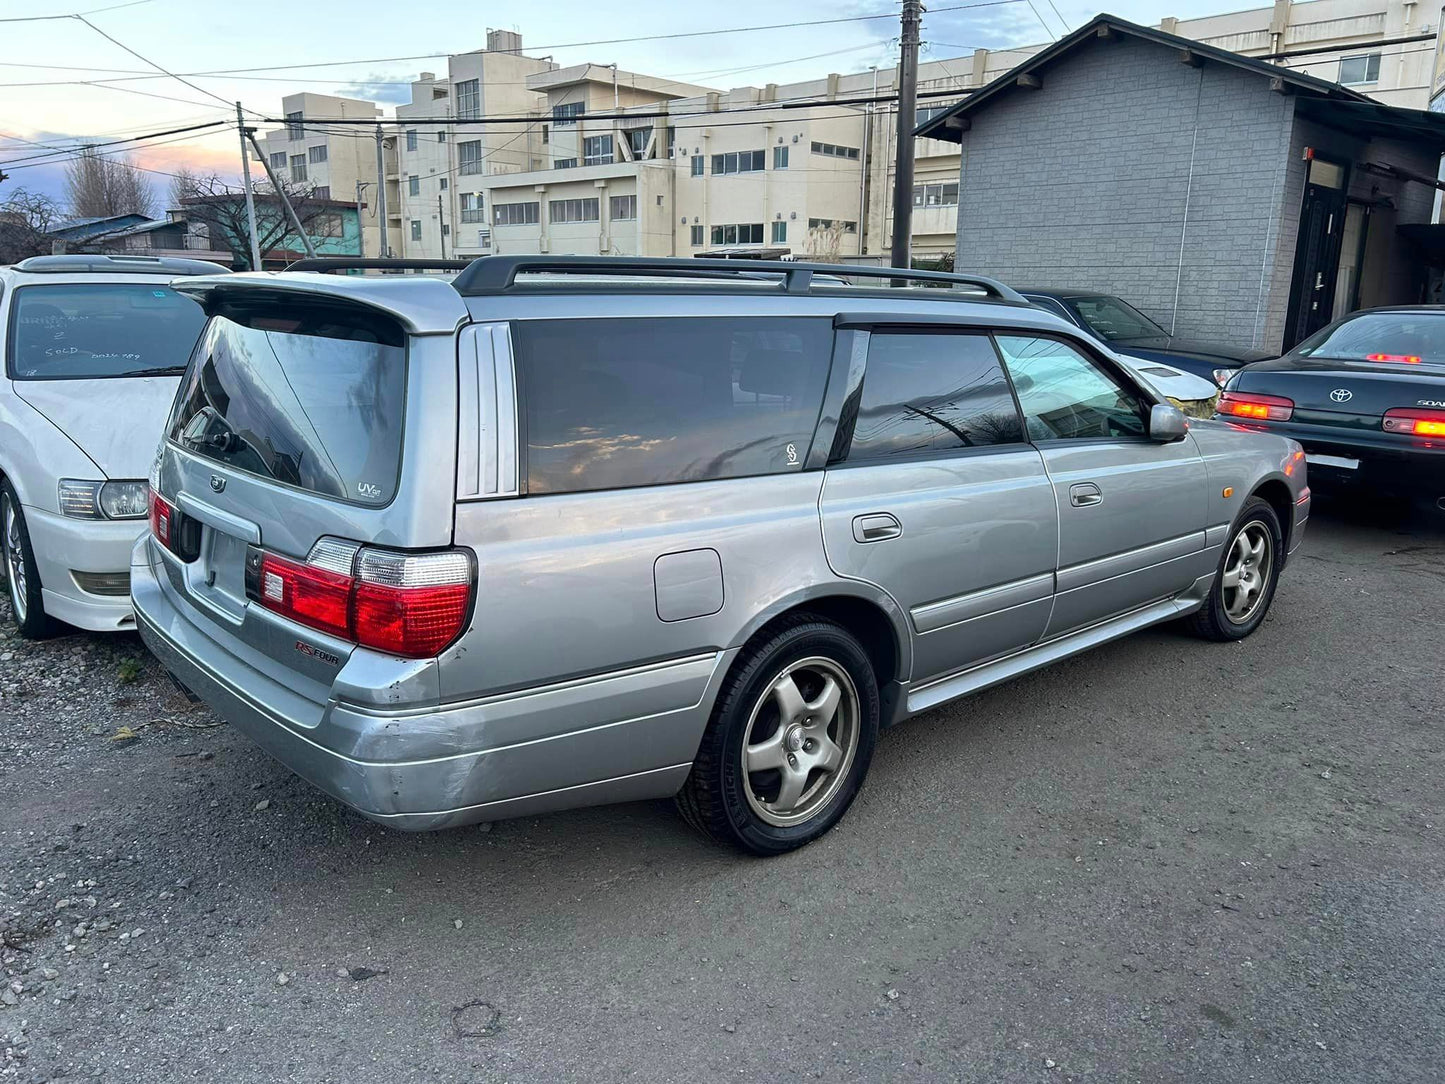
[132,257,1310,854]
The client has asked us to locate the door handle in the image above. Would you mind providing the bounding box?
[1069,482,1103,507]
[853,512,902,543]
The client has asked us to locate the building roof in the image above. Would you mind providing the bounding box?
[915,12,1371,143]
[47,213,152,240]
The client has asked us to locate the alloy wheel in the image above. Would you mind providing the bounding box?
[1221,519,1273,624]
[740,656,860,828]
[3,494,26,623]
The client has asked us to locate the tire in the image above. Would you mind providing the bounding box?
[677,616,880,855]
[1,481,57,640]
[1185,495,1283,642]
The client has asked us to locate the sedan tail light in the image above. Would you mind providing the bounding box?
[1382,407,1445,437]
[1218,391,1294,422]
[247,539,474,659]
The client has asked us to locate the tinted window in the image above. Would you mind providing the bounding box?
[995,335,1147,441]
[849,332,1022,459]
[514,317,833,494]
[8,284,206,380]
[1295,311,1445,366]
[168,304,406,506]
[1067,296,1167,341]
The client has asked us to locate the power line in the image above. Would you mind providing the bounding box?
[70,13,256,115]
[0,0,154,22]
[0,125,236,179]
[0,119,229,168]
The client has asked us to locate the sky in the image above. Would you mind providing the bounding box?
[0,0,1250,212]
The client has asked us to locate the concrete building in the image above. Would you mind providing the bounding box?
[257,91,384,256]
[917,14,1445,353]
[49,212,231,263]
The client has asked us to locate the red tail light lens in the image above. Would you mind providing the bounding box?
[149,489,176,550]
[1219,391,1294,422]
[248,541,474,659]
[1366,353,1422,364]
[1383,407,1445,437]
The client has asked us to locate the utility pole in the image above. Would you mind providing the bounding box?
[354,180,368,258]
[375,124,389,257]
[437,192,447,259]
[890,0,922,271]
[236,102,263,271]
[244,131,317,260]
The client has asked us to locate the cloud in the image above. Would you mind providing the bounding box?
[330,73,416,104]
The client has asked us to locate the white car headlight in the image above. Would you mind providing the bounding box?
[58,479,150,520]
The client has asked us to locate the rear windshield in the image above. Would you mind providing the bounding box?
[7,283,206,380]
[513,316,833,494]
[167,303,406,506]
[1295,312,1445,366]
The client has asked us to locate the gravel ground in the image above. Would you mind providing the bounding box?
[1,497,1442,1084]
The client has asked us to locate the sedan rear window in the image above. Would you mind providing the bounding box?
[1296,312,1445,366]
[7,283,206,380]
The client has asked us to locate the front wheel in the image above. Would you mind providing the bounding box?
[1185,495,1283,642]
[2,481,56,640]
[677,617,879,855]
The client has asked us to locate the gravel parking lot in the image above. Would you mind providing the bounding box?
[1,498,1442,1083]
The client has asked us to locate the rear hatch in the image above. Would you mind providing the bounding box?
[149,283,466,714]
[1231,355,1445,430]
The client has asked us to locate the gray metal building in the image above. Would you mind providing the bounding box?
[917,15,1445,353]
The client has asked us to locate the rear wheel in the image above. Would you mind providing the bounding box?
[677,617,879,855]
[1185,495,1282,642]
[1,481,56,639]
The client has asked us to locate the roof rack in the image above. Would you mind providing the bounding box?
[12,254,230,276]
[450,255,1028,303]
[284,257,472,274]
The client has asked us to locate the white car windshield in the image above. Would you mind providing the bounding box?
[1070,296,1168,342]
[8,283,206,380]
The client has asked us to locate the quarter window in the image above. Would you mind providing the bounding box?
[513,317,833,494]
[848,333,1023,460]
[994,336,1148,441]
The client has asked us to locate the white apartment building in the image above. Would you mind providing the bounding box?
[256,92,384,256]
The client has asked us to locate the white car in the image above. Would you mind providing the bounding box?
[1115,354,1220,417]
[0,254,224,636]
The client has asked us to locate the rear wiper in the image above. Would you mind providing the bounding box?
[124,366,187,377]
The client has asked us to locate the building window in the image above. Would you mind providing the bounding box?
[269,151,287,170]
[916,103,956,124]
[710,150,765,175]
[709,223,764,246]
[771,220,787,244]
[1338,53,1381,84]
[691,155,705,177]
[911,182,960,207]
[808,218,857,232]
[290,155,307,182]
[554,157,578,169]
[405,129,418,151]
[609,194,637,220]
[666,126,676,157]
[456,79,480,119]
[408,175,420,197]
[624,127,650,157]
[583,135,614,165]
[458,140,482,175]
[285,111,303,140]
[311,211,343,238]
[773,145,789,169]
[549,197,600,223]
[308,144,328,164]
[810,141,860,160]
[439,177,448,190]
[690,224,704,246]
[552,101,584,126]
[493,201,540,226]
[312,185,329,200]
[477,229,491,247]
[442,223,450,237]
[438,131,447,142]
[460,193,485,222]
[410,219,422,241]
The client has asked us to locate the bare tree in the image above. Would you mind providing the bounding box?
[63,148,155,219]
[167,166,201,211]
[176,172,331,270]
[0,187,62,263]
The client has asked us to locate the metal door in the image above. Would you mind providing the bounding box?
[1285,156,1351,349]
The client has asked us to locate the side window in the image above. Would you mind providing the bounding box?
[849,332,1023,460]
[994,335,1148,442]
[513,317,833,494]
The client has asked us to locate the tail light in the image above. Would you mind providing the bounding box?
[1218,391,1294,422]
[247,538,474,659]
[149,489,177,550]
[1365,353,1422,364]
[1383,407,1445,437]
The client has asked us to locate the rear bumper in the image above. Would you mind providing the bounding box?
[131,535,714,829]
[26,506,143,632]
[1221,419,1445,493]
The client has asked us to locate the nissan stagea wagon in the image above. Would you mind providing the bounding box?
[134,257,1310,855]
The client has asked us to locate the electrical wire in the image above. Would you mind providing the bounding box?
[0,119,229,167]
[0,125,236,179]
[0,0,154,23]
[70,13,258,115]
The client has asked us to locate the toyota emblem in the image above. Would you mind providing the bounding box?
[1329,388,1353,404]
[209,475,226,493]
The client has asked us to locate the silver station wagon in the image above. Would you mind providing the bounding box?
[133,257,1310,854]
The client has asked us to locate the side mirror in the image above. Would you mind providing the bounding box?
[1149,402,1189,442]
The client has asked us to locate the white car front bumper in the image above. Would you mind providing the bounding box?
[23,504,148,632]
